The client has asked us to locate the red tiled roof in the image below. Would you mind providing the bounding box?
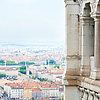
[32,88,42,91]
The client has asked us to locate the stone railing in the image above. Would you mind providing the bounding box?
[78,77,100,100]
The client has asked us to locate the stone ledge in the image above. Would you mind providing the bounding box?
[63,75,79,86]
[66,55,81,60]
[63,75,79,80]
[78,77,100,86]
[63,76,100,93]
[78,77,100,93]
[64,68,80,76]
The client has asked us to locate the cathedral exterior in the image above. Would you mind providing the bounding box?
[63,0,100,99]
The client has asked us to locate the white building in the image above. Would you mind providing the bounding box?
[10,86,23,99]
[0,67,18,76]
[0,87,3,98]
[40,83,59,99]
[56,76,62,81]
[4,83,23,99]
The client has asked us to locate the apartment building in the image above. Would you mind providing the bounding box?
[32,88,42,100]
[4,82,40,99]
[4,81,62,99]
[23,88,32,100]
[0,87,2,98]
[10,86,23,99]
[0,67,18,76]
[56,76,62,81]
[40,83,59,99]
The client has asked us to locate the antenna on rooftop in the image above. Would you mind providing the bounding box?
[25,61,26,66]
[5,60,6,67]
[48,59,49,67]
[48,55,50,67]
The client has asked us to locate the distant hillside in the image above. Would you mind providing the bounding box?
[0,41,65,47]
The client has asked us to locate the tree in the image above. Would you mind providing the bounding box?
[32,76,36,80]
[16,67,20,70]
[20,66,26,70]
[46,60,48,65]
[0,74,6,79]
[18,61,35,66]
[18,61,25,65]
[54,65,59,69]
[37,78,47,81]
[18,73,21,76]
[49,60,56,65]
[32,97,35,100]
[26,61,35,65]
[6,61,18,65]
[0,60,5,63]
[0,60,5,65]
[29,71,32,75]
[19,70,26,74]
[46,60,56,65]
[62,57,65,60]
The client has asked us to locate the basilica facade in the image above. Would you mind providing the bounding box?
[63,0,100,99]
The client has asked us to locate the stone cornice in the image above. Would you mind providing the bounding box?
[78,77,100,93]
[66,55,81,60]
[63,76,100,92]
[64,0,80,6]
[62,76,79,86]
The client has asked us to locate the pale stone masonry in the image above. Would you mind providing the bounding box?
[63,0,100,99]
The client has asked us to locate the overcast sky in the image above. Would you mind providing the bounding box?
[0,0,65,44]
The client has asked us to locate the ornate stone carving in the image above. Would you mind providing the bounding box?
[80,2,91,17]
[90,2,100,18]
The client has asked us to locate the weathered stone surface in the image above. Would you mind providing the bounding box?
[90,68,100,79]
[64,86,80,100]
[63,0,100,99]
[78,77,100,93]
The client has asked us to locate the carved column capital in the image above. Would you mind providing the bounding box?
[80,2,93,23]
[90,2,100,20]
[80,2,91,17]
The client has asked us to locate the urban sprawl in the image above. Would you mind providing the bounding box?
[0,44,65,100]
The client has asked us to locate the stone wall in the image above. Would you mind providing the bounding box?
[63,0,100,99]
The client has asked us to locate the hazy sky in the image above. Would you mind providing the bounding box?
[0,0,65,44]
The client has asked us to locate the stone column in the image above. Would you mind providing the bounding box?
[80,3,94,76]
[90,15,100,79]
[80,16,94,76]
[63,0,80,100]
[95,18,100,68]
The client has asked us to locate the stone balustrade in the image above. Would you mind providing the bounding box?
[79,86,100,100]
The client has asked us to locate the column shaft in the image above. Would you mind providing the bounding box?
[95,20,100,68]
[80,17,94,76]
[90,18,100,79]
